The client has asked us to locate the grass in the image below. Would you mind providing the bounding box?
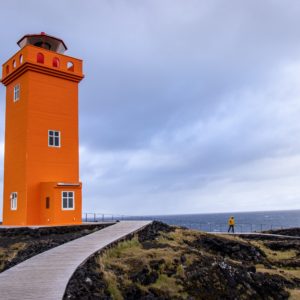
[94,228,300,299]
[251,241,297,261]
[97,232,189,299]
[102,238,141,260]
[150,273,187,298]
[104,271,123,300]
[101,236,180,272]
[288,289,300,299]
[256,265,300,281]
[0,242,26,272]
[250,239,300,289]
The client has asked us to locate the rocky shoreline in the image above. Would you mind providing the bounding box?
[64,222,300,300]
[0,223,113,273]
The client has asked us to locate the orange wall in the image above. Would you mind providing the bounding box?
[2,75,29,225]
[26,71,79,224]
[40,183,82,225]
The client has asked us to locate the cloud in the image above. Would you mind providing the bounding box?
[80,59,300,214]
[1,1,300,217]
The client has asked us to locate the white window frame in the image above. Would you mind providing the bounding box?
[62,191,75,210]
[48,130,61,147]
[13,84,20,102]
[10,192,17,210]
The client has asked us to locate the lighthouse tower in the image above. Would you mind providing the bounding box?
[1,33,84,225]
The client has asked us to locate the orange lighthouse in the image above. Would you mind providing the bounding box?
[1,33,84,225]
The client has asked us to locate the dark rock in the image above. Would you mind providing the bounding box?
[265,228,300,237]
[63,255,111,300]
[130,266,158,285]
[184,257,290,300]
[264,240,300,252]
[142,241,169,250]
[180,254,186,264]
[191,234,266,263]
[274,258,300,268]
[138,221,174,243]
[149,259,165,270]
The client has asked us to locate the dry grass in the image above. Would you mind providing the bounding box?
[92,228,300,299]
[169,228,199,241]
[102,237,180,270]
[256,264,300,292]
[96,230,192,299]
[104,271,123,300]
[251,241,297,261]
[253,240,300,290]
[96,239,145,300]
[150,273,187,298]
[287,289,300,299]
[217,233,249,243]
[0,243,26,272]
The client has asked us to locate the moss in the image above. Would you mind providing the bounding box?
[103,238,141,260]
[176,264,185,278]
[150,274,186,298]
[252,241,297,261]
[105,271,123,300]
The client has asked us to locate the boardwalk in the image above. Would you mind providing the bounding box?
[0,221,151,300]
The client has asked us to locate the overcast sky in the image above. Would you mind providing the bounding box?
[1,1,300,217]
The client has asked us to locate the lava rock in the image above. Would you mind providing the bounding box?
[192,235,266,263]
[137,221,174,243]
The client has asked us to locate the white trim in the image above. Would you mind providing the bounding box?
[57,183,80,187]
[10,192,17,210]
[61,191,75,210]
[13,84,20,102]
[48,130,61,147]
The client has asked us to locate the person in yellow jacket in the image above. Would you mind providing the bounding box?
[228,216,235,233]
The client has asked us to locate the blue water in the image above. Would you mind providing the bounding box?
[124,210,300,232]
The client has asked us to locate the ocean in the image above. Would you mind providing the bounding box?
[120,209,300,232]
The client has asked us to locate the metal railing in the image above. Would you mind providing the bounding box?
[82,213,287,233]
[83,213,126,222]
[169,222,284,232]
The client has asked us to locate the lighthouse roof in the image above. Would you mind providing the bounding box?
[17,32,68,54]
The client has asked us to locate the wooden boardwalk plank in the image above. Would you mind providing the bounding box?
[0,221,151,300]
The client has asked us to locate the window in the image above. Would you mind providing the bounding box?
[46,197,50,209]
[62,191,74,210]
[53,57,60,68]
[19,54,23,64]
[48,130,60,147]
[14,84,20,102]
[67,61,74,71]
[10,192,17,210]
[37,53,44,64]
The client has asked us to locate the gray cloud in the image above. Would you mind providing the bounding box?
[1,1,300,216]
